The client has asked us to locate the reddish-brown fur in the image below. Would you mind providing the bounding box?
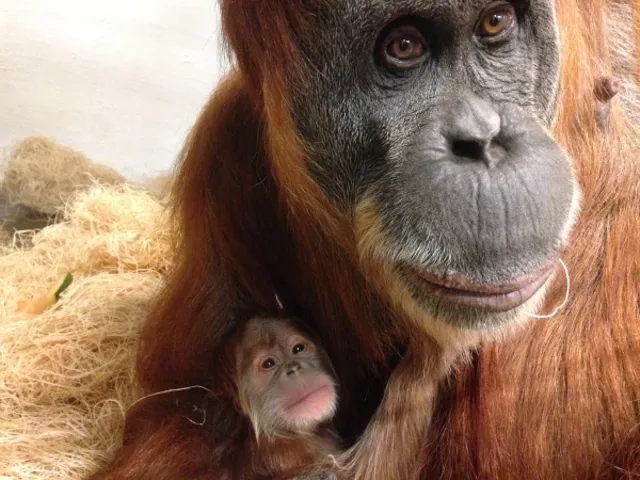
[90,1,639,479]
[92,313,340,480]
[89,385,337,480]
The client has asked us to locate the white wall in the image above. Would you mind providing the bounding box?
[0,0,228,180]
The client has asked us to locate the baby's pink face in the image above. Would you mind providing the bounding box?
[238,317,338,433]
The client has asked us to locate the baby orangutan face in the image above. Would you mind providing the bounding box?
[236,316,338,436]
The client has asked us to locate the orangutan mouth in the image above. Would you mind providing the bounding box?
[404,260,557,313]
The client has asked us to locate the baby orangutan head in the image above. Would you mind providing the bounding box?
[234,316,339,438]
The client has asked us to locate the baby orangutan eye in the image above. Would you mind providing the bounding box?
[261,358,276,369]
[292,343,305,354]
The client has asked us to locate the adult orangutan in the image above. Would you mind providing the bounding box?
[90,0,639,479]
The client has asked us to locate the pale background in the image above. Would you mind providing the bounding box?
[0,0,227,180]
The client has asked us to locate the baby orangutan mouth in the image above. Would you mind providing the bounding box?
[284,382,337,424]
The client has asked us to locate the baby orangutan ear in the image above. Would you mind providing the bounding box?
[594,75,622,130]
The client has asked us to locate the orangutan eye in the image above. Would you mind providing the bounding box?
[475,4,517,41]
[292,343,305,354]
[261,358,276,369]
[380,24,427,70]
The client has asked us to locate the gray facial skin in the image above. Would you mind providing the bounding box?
[288,0,578,329]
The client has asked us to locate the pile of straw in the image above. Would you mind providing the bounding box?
[1,137,127,216]
[0,138,174,479]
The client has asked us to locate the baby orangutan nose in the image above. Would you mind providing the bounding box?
[441,93,503,167]
[286,361,302,376]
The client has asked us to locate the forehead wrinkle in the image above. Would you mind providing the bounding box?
[347,0,478,17]
[243,328,277,353]
[301,0,484,61]
[241,317,300,354]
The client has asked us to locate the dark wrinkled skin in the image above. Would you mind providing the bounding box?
[288,0,577,329]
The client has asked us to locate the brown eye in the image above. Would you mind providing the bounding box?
[382,25,426,68]
[261,358,276,369]
[292,343,305,354]
[476,6,516,38]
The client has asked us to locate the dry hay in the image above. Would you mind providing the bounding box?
[0,182,174,479]
[1,137,126,216]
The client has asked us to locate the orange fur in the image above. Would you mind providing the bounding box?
[90,1,639,479]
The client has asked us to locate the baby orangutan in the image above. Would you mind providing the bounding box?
[232,315,341,479]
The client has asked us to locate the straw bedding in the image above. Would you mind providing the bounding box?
[0,138,173,479]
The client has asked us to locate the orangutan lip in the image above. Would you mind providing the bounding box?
[405,260,556,312]
[285,384,332,410]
